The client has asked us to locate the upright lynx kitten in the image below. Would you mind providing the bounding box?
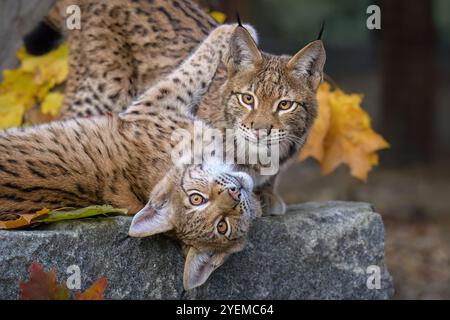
[1,25,261,290]
[27,0,326,215]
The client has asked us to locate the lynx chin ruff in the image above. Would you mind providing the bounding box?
[1,25,261,290]
[29,0,326,216]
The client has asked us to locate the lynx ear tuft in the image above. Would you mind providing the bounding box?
[236,11,243,27]
[128,202,173,237]
[183,247,228,290]
[287,40,326,90]
[240,24,258,45]
[227,25,262,75]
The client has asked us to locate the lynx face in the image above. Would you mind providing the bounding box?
[128,162,261,290]
[222,28,326,165]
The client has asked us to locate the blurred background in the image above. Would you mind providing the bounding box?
[1,0,449,299]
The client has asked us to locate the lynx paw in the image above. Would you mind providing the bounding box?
[260,191,286,216]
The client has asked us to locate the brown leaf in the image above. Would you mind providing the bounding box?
[0,208,49,230]
[75,277,108,300]
[20,261,70,300]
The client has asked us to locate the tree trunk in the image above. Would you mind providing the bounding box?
[380,0,435,164]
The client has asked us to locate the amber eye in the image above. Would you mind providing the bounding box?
[189,193,206,206]
[278,100,293,111]
[216,219,228,235]
[238,93,255,107]
[243,94,254,105]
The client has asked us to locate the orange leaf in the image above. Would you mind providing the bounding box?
[299,82,389,181]
[75,277,108,300]
[20,261,70,300]
[299,83,331,161]
[0,208,50,230]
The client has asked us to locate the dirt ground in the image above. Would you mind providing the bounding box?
[277,160,450,299]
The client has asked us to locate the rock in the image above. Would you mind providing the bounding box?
[0,201,394,299]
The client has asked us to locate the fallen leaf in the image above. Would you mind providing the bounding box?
[18,44,69,86]
[0,70,38,129]
[299,83,331,162]
[210,11,226,23]
[0,95,25,129]
[75,277,108,300]
[0,205,127,230]
[20,261,108,300]
[20,261,70,300]
[0,208,50,229]
[0,43,68,129]
[40,91,64,116]
[34,205,128,224]
[300,82,389,181]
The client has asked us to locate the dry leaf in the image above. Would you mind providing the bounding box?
[0,43,68,129]
[20,261,70,300]
[17,44,69,86]
[299,83,331,162]
[0,208,50,230]
[41,92,64,116]
[300,82,389,181]
[210,11,226,23]
[0,205,128,230]
[75,277,108,300]
[20,261,108,300]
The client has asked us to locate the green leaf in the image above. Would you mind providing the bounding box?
[34,205,128,224]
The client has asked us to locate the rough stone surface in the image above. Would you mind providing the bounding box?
[0,201,394,299]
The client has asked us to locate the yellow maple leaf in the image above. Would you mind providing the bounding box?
[41,92,64,116]
[0,69,38,108]
[0,95,25,129]
[18,43,69,86]
[0,69,38,129]
[0,43,69,129]
[300,82,389,181]
[299,83,331,161]
[210,11,226,24]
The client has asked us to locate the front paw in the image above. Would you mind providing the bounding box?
[259,191,286,216]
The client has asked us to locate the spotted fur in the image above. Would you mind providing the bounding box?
[36,0,326,215]
[40,0,217,119]
[1,25,261,290]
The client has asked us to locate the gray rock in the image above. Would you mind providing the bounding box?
[0,201,394,299]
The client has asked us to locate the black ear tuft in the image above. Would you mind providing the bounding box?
[236,11,243,27]
[317,21,325,40]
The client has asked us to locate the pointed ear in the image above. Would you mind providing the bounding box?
[183,247,228,290]
[287,40,326,90]
[128,177,174,237]
[227,26,262,75]
[128,202,174,237]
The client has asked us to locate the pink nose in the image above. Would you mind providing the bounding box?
[228,187,241,201]
[253,128,270,140]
